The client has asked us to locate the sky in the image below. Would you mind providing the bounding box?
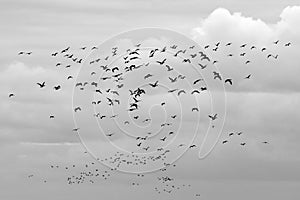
[0,0,300,199]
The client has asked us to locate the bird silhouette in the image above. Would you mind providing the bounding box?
[192,107,199,112]
[156,58,167,65]
[149,81,159,87]
[177,90,186,96]
[225,78,233,85]
[37,81,46,88]
[208,114,217,120]
[74,107,81,112]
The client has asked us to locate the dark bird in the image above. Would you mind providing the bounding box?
[106,133,114,137]
[262,141,269,144]
[160,136,167,141]
[240,143,246,146]
[261,47,267,52]
[237,132,243,135]
[200,87,207,91]
[204,45,209,49]
[144,73,153,79]
[182,58,191,63]
[74,107,81,112]
[37,81,46,88]
[285,42,291,46]
[240,44,247,48]
[189,144,197,148]
[177,89,186,96]
[111,66,119,73]
[244,74,251,79]
[149,81,159,87]
[49,115,55,119]
[245,60,251,64]
[67,76,73,80]
[168,77,177,83]
[53,85,61,90]
[193,78,203,85]
[191,90,200,94]
[229,132,234,136]
[198,63,207,69]
[226,42,232,46]
[208,114,217,120]
[213,71,222,80]
[274,40,279,44]
[156,58,167,65]
[165,65,173,71]
[168,88,178,93]
[225,78,233,85]
[171,115,177,119]
[192,107,199,112]
[222,140,228,144]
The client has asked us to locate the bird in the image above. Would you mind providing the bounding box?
[182,58,191,63]
[171,115,177,119]
[213,71,222,80]
[240,143,246,146]
[262,141,269,144]
[225,78,233,85]
[49,115,55,119]
[177,89,186,96]
[229,132,234,136]
[273,40,279,44]
[67,76,73,80]
[165,65,173,71]
[198,63,207,69]
[222,140,228,144]
[74,107,82,112]
[53,85,61,90]
[106,133,114,137]
[208,114,217,120]
[192,107,199,112]
[149,81,159,88]
[160,137,167,141]
[244,74,251,79]
[37,81,46,88]
[200,87,207,91]
[226,42,232,46]
[237,132,243,135]
[285,42,291,46]
[245,60,251,64]
[8,93,15,98]
[193,78,203,85]
[191,90,200,94]
[144,74,153,79]
[168,77,177,83]
[240,44,247,48]
[156,58,167,65]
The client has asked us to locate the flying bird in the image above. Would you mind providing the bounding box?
[149,81,159,88]
[37,81,46,88]
[208,114,217,120]
[225,78,233,85]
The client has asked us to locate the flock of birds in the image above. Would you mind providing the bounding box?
[12,39,291,198]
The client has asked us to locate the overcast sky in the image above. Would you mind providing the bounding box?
[1,0,300,200]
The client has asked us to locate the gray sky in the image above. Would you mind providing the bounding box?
[0,0,300,199]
